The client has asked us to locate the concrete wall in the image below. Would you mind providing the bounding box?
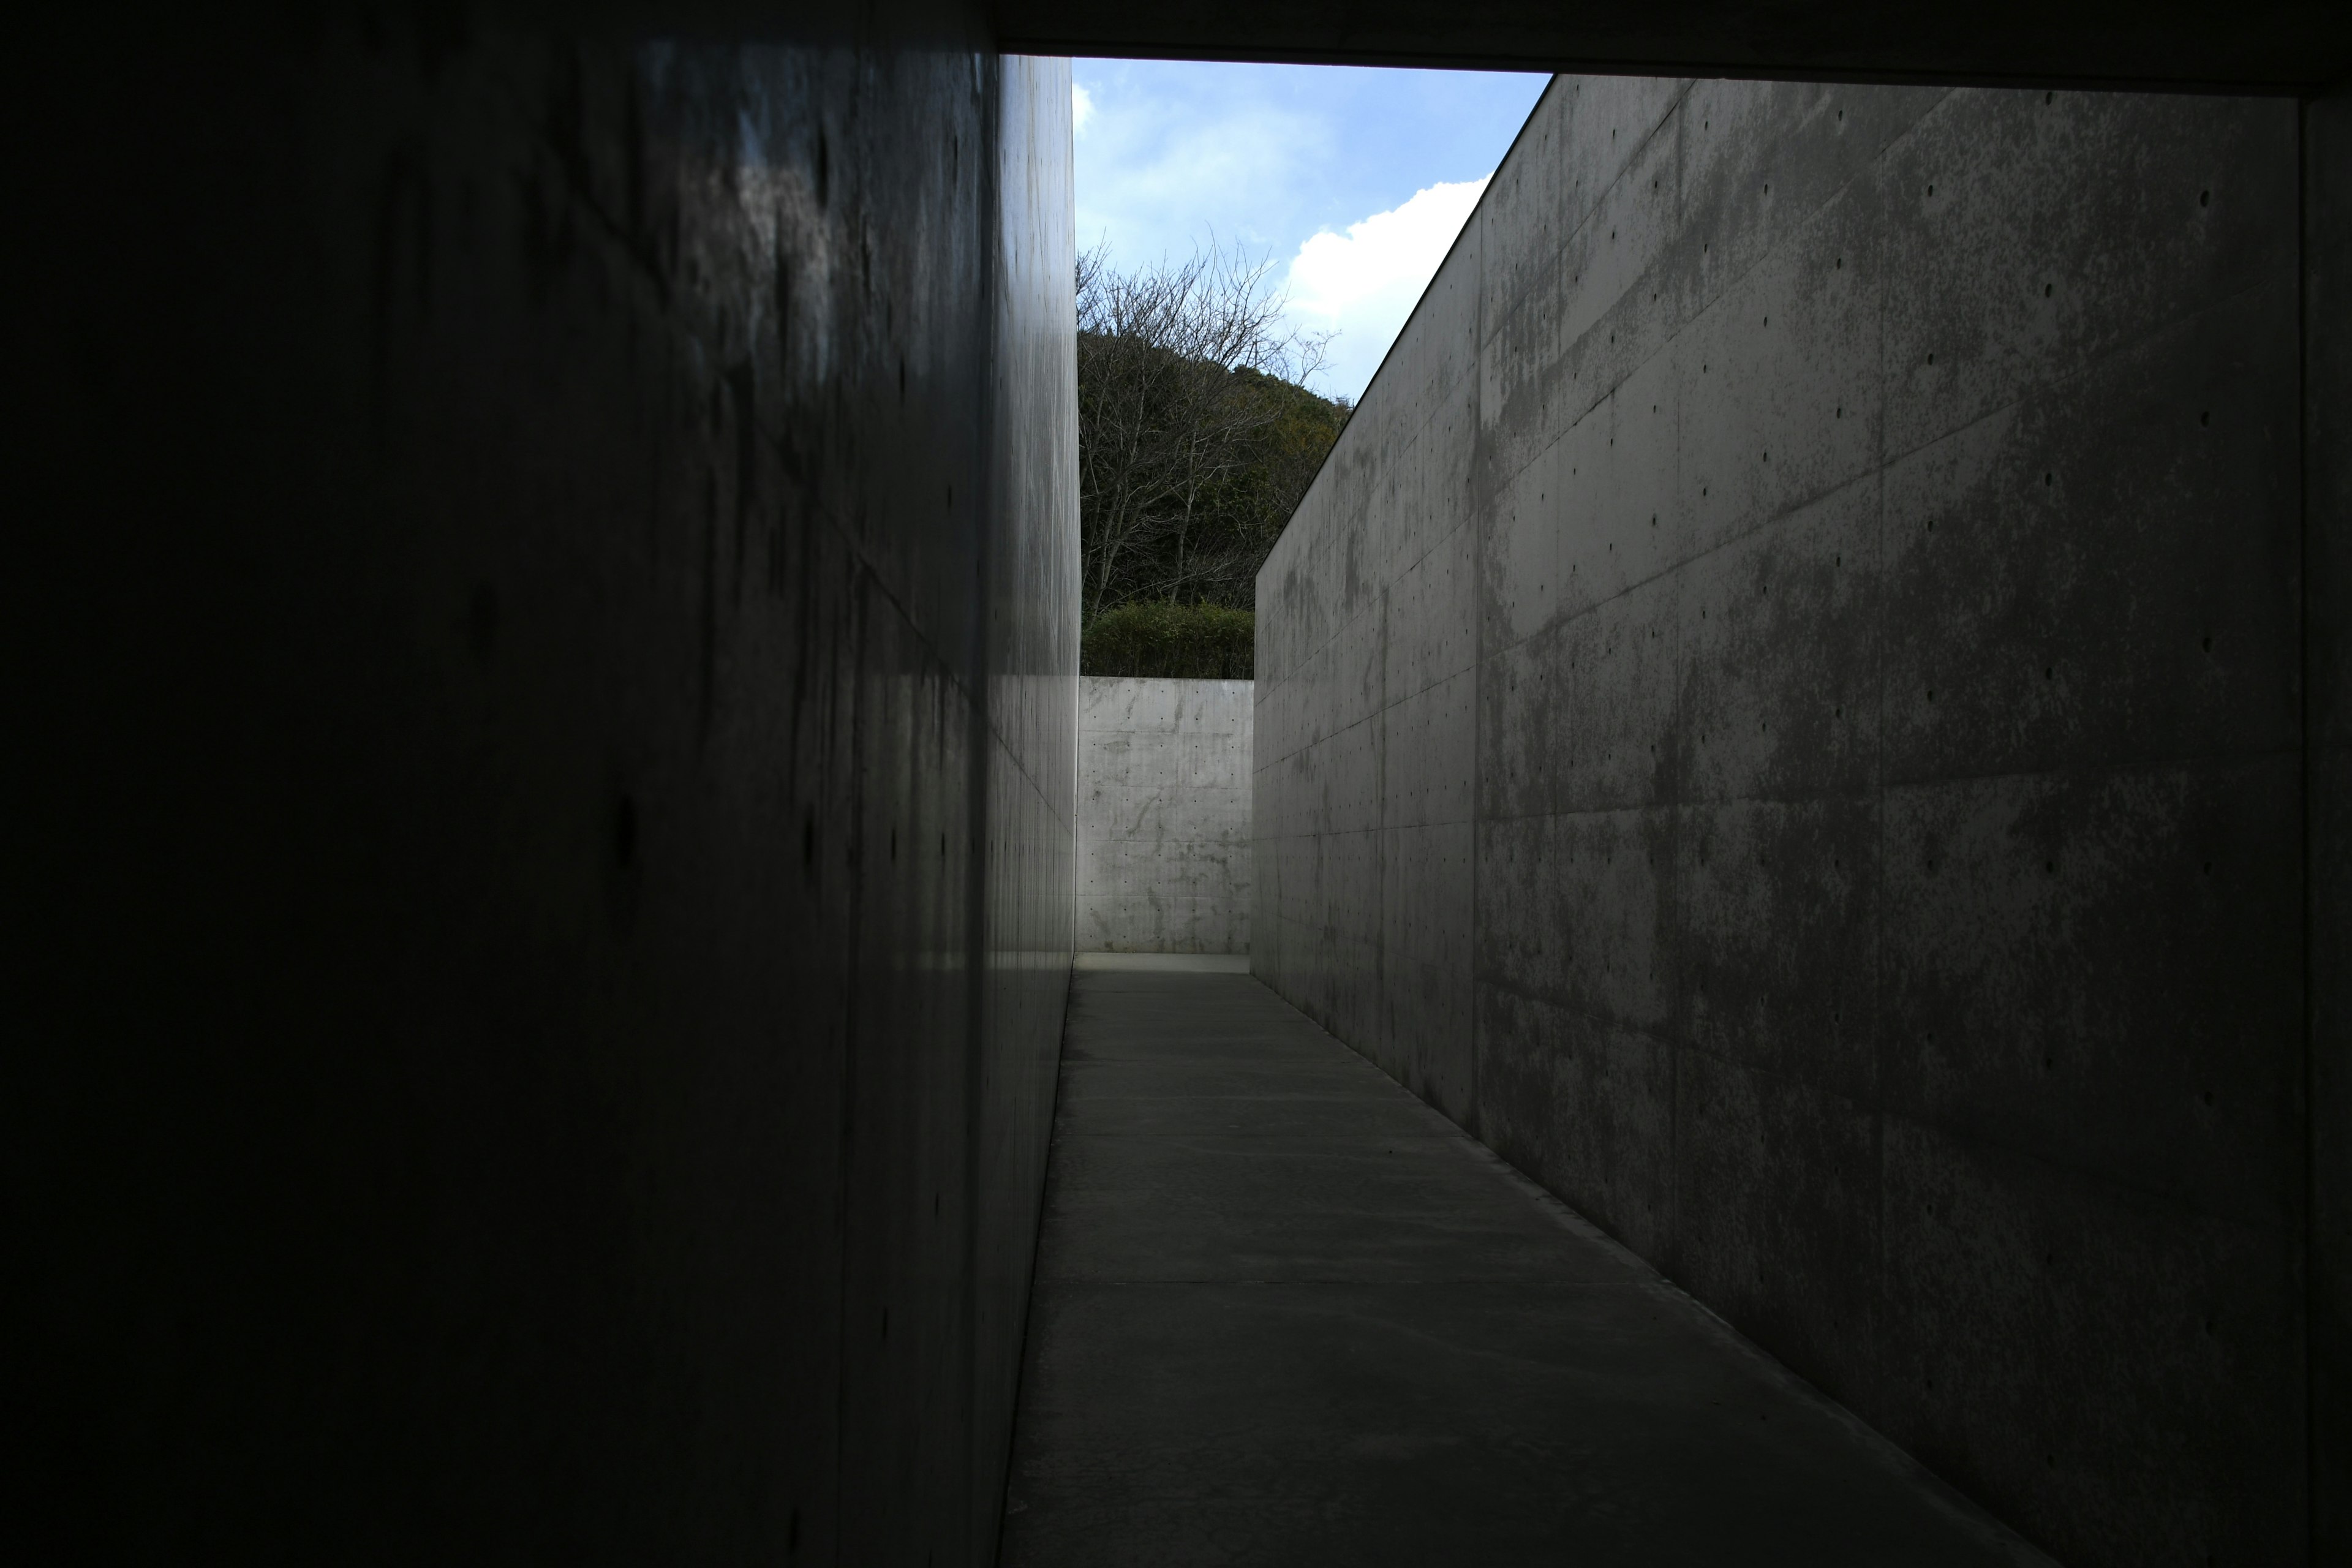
[1256,77,2315,1566]
[1077,677,1253,952]
[8,11,1074,1562]
[2308,80,2352,1568]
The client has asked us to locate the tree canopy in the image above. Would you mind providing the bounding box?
[1076,244,1351,639]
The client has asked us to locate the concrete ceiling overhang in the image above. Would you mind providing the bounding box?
[990,0,2352,94]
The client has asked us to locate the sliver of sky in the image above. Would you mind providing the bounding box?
[1072,61,1552,402]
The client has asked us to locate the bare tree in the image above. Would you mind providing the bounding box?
[1076,242,1341,619]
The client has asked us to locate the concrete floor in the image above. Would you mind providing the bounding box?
[1001,968,2056,1567]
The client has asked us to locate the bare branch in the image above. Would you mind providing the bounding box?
[1075,241,1350,620]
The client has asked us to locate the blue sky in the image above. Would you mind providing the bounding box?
[1071,61,1552,402]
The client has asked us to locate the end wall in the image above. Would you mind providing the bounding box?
[1077,677,1253,952]
[1256,76,2311,1567]
[7,13,1075,1562]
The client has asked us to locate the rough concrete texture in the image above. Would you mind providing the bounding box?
[7,12,1073,1562]
[1256,77,2313,1566]
[1005,968,2053,1566]
[1075,952,1255,973]
[1077,677,1253,953]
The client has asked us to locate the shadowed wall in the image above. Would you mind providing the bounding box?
[6,11,1075,1561]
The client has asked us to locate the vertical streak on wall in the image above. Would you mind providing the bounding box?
[1077,677,1254,953]
[6,9,1074,1563]
[2307,78,2351,1568]
[1257,76,2312,1568]
[974,52,1081,1565]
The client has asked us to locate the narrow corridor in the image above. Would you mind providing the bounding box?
[1001,959,2049,1566]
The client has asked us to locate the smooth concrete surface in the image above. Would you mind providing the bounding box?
[1003,969,2051,1566]
[2307,81,2352,1563]
[10,15,1073,1562]
[1079,677,1253,952]
[1256,78,2314,1566]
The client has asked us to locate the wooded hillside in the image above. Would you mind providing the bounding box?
[1076,245,1350,674]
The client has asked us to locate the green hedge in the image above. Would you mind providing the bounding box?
[1082,603,1254,679]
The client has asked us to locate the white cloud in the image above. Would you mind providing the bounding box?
[1282,175,1488,398]
[1071,82,1096,135]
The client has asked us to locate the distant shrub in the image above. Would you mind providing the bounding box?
[1082,603,1254,679]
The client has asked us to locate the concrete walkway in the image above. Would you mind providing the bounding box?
[1001,965,2051,1567]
